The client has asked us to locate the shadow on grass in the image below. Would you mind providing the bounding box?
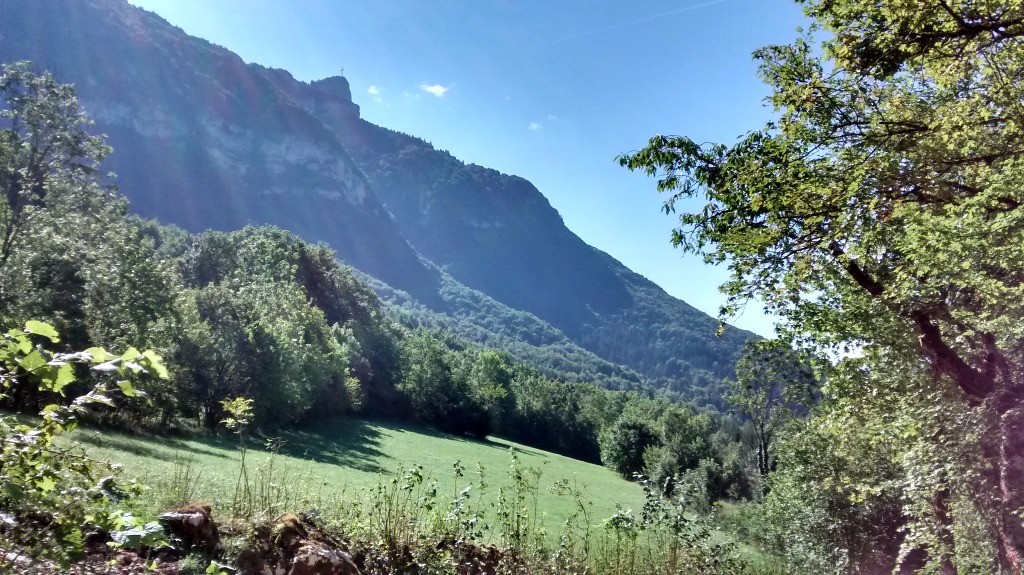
[268,418,545,473]
[74,429,232,461]
[71,419,389,474]
[376,419,545,458]
[267,419,387,474]
[72,417,545,476]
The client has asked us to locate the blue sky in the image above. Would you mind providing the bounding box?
[129,0,808,337]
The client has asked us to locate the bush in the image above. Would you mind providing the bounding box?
[600,417,660,478]
[0,321,166,567]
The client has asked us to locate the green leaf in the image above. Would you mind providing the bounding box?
[24,321,59,343]
[116,380,137,398]
[19,350,46,372]
[142,350,169,379]
[120,347,141,362]
[84,347,115,363]
[52,363,75,394]
[35,475,57,493]
[7,330,32,354]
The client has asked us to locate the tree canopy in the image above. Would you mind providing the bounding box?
[0,62,109,267]
[621,0,1024,571]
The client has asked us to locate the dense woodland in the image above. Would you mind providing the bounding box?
[0,0,756,407]
[2,0,1024,573]
[0,59,764,501]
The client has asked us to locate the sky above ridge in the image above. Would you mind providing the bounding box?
[128,0,809,337]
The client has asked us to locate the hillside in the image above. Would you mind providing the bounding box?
[67,417,648,540]
[0,0,753,400]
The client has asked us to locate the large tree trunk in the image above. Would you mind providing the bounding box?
[997,400,1024,573]
[840,254,1023,571]
[933,488,957,575]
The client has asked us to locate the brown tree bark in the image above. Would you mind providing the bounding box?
[933,488,957,575]
[996,398,1024,573]
[836,253,1024,572]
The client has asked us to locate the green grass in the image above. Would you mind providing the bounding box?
[66,417,646,539]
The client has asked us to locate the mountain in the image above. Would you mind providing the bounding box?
[0,0,437,297]
[0,0,754,402]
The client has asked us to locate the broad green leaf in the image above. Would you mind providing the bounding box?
[84,347,116,363]
[35,475,56,493]
[52,363,75,395]
[24,320,59,343]
[120,347,141,362]
[19,350,46,372]
[142,350,169,379]
[7,330,32,354]
[116,380,137,398]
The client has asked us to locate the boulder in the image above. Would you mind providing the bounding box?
[157,502,219,553]
[289,543,360,575]
[236,513,360,575]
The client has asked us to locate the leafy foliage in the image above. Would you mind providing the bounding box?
[0,62,110,267]
[600,417,661,478]
[0,321,166,567]
[726,340,818,476]
[621,0,1024,570]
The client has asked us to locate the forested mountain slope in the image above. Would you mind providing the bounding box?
[0,0,753,400]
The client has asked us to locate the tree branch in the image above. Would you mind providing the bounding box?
[912,310,995,398]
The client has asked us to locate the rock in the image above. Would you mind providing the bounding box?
[273,513,308,553]
[236,513,361,575]
[289,543,360,575]
[158,502,219,553]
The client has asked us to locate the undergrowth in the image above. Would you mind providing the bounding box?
[157,438,779,574]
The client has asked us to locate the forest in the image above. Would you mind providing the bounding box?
[1,0,1023,573]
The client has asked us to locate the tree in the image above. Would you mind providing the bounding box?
[0,62,109,267]
[467,349,514,429]
[620,0,1024,570]
[398,330,489,437]
[642,406,716,496]
[600,416,660,478]
[727,340,816,477]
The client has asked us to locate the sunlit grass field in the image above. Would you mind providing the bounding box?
[66,417,646,539]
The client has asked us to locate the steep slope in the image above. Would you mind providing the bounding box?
[0,0,753,400]
[0,0,436,297]
[261,79,752,395]
[360,273,647,393]
[0,0,648,393]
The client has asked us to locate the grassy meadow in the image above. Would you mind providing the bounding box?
[65,417,646,540]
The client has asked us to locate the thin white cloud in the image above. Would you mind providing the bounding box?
[367,85,380,95]
[546,113,558,121]
[528,121,541,131]
[420,83,449,97]
[558,0,729,42]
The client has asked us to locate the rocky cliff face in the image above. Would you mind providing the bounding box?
[266,82,751,392]
[0,0,753,398]
[0,0,437,295]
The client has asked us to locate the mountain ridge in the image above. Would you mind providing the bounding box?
[0,0,753,402]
